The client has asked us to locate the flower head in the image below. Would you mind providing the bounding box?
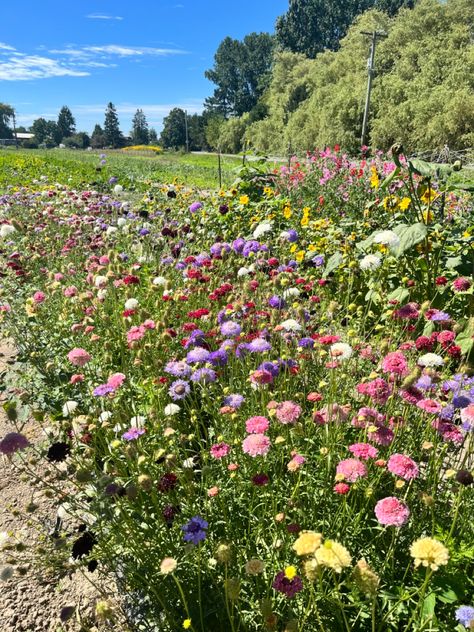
[455,605,474,628]
[242,433,271,457]
[0,432,29,456]
[315,540,352,573]
[375,497,410,527]
[181,516,208,545]
[293,531,323,556]
[410,537,449,570]
[387,454,419,480]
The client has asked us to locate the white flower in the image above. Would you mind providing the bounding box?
[130,415,146,428]
[99,411,112,423]
[164,404,182,419]
[124,298,139,311]
[0,224,15,238]
[62,401,78,417]
[283,287,301,299]
[153,276,167,286]
[97,289,107,300]
[117,218,127,227]
[94,275,108,289]
[280,319,302,332]
[106,226,117,236]
[418,353,444,368]
[113,184,124,194]
[373,230,400,248]
[360,254,382,271]
[253,221,273,239]
[329,343,353,360]
[237,267,250,277]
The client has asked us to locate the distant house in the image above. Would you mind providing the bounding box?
[0,132,35,146]
[16,133,34,140]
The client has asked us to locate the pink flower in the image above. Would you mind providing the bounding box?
[375,497,410,526]
[368,425,394,446]
[250,369,274,385]
[336,458,367,482]
[70,374,84,384]
[357,378,391,404]
[207,486,219,497]
[275,401,302,424]
[242,433,271,457]
[349,443,378,460]
[245,416,270,434]
[67,347,91,367]
[334,482,350,494]
[387,454,419,480]
[210,442,231,459]
[33,291,46,304]
[143,319,156,330]
[287,451,306,471]
[381,351,408,376]
[460,404,474,428]
[64,285,78,298]
[452,277,471,292]
[417,399,442,414]
[107,373,126,389]
[127,325,146,344]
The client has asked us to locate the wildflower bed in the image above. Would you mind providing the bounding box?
[0,148,473,631]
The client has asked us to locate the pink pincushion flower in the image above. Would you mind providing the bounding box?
[351,407,385,428]
[67,348,91,367]
[143,319,156,330]
[242,433,271,457]
[210,442,231,459]
[375,497,410,526]
[127,325,146,344]
[460,404,474,428]
[250,369,274,385]
[349,443,378,460]
[417,399,442,414]
[245,416,270,433]
[33,291,46,304]
[381,351,408,376]
[107,373,126,389]
[452,277,471,292]
[368,424,394,446]
[334,482,350,494]
[64,286,78,298]
[275,401,302,424]
[387,454,419,480]
[357,378,391,404]
[432,420,464,444]
[336,458,367,482]
[70,374,84,384]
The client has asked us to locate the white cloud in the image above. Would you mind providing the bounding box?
[0,43,16,51]
[86,14,124,20]
[0,55,89,81]
[84,45,186,57]
[73,101,203,116]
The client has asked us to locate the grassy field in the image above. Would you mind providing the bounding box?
[0,148,257,192]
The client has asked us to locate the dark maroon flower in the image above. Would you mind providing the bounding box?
[272,571,303,598]
[252,473,270,486]
[157,472,178,493]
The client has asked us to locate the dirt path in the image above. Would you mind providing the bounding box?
[0,341,126,632]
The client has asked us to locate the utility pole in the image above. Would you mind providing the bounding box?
[360,30,387,149]
[184,109,189,153]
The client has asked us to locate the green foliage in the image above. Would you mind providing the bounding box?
[217,114,251,153]
[205,32,275,117]
[104,102,125,148]
[90,124,106,149]
[130,109,149,145]
[57,106,76,139]
[160,108,187,150]
[0,103,15,139]
[62,132,90,149]
[31,118,62,146]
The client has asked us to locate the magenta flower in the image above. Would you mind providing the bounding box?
[375,497,410,526]
[336,458,367,482]
[242,433,271,457]
[349,443,378,460]
[245,416,270,434]
[0,432,29,455]
[387,454,419,480]
[210,442,231,459]
[381,351,408,376]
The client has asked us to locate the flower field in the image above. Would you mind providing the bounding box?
[0,147,473,631]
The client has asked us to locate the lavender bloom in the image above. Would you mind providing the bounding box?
[169,380,191,401]
[181,516,208,544]
[232,238,245,254]
[208,350,228,366]
[298,337,315,349]
[312,255,325,267]
[235,343,250,359]
[164,360,192,378]
[220,321,241,337]
[281,229,298,242]
[415,375,435,391]
[189,202,203,213]
[220,339,236,352]
[210,242,231,257]
[122,427,146,441]
[258,361,280,377]
[139,228,150,236]
[190,368,217,383]
[184,329,206,348]
[0,432,29,455]
[268,295,287,310]
[247,338,272,353]
[108,177,118,184]
[93,384,115,396]
[223,394,245,408]
[186,347,211,364]
[428,310,451,322]
[456,606,474,628]
[242,240,261,257]
[161,256,174,265]
[438,404,454,421]
[452,394,471,409]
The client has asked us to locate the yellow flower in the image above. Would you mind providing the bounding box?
[160,557,177,574]
[290,244,297,253]
[283,204,292,219]
[410,537,449,571]
[183,619,192,629]
[353,559,380,595]
[239,195,249,205]
[399,197,411,211]
[293,531,323,556]
[370,166,379,188]
[300,217,309,227]
[295,250,305,262]
[420,187,437,204]
[284,565,297,580]
[314,540,352,573]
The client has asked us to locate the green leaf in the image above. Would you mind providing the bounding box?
[323,252,343,277]
[387,287,409,302]
[421,592,436,619]
[456,318,474,357]
[409,158,453,179]
[393,222,427,257]
[365,289,381,304]
[445,256,463,270]
[379,166,401,190]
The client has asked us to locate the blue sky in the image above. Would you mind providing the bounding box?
[1,0,288,134]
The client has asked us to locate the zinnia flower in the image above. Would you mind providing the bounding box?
[410,537,449,570]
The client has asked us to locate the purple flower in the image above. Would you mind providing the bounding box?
[0,432,29,456]
[191,368,217,383]
[428,310,451,322]
[168,380,191,401]
[208,350,228,366]
[108,177,118,184]
[164,361,192,378]
[186,347,211,364]
[453,394,471,409]
[282,229,298,243]
[232,238,245,254]
[272,571,303,598]
[312,255,325,267]
[268,295,286,310]
[456,606,474,628]
[93,384,115,396]
[242,240,261,257]
[298,337,315,349]
[258,361,280,377]
[181,516,208,544]
[122,427,146,441]
[223,394,245,408]
[220,321,241,337]
[247,338,272,353]
[189,202,203,213]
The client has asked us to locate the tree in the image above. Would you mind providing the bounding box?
[275,0,413,58]
[148,128,158,143]
[160,108,187,149]
[103,102,124,148]
[31,118,61,146]
[63,132,90,149]
[205,32,275,117]
[57,106,76,139]
[0,103,15,139]
[130,109,149,145]
[91,124,106,149]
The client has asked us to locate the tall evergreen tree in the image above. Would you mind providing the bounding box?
[130,109,149,144]
[91,124,106,149]
[148,128,158,143]
[0,103,15,139]
[103,102,124,148]
[57,106,76,139]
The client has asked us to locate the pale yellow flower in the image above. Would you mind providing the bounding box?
[315,540,352,573]
[410,537,449,571]
[293,531,323,556]
[160,557,177,575]
[245,558,265,575]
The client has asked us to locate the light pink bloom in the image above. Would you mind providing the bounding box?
[387,454,419,480]
[381,351,408,376]
[210,442,231,459]
[67,348,91,367]
[245,416,270,434]
[349,443,378,460]
[127,325,146,344]
[33,291,46,303]
[242,433,271,457]
[107,373,126,389]
[417,399,442,414]
[336,458,367,482]
[70,374,84,384]
[275,401,302,424]
[375,497,410,526]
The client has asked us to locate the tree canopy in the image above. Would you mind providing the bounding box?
[131,109,149,145]
[104,102,125,148]
[0,103,15,139]
[57,106,76,139]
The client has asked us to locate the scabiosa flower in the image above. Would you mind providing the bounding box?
[164,403,181,416]
[314,540,352,573]
[375,497,410,526]
[190,368,217,384]
[223,393,244,409]
[293,531,323,556]
[280,319,302,332]
[189,201,203,213]
[252,473,270,486]
[298,337,315,349]
[210,442,231,459]
[0,432,29,455]
[417,399,442,414]
[410,537,449,570]
[336,458,367,482]
[242,433,271,457]
[186,347,211,364]
[245,416,270,433]
[122,427,145,441]
[330,343,353,361]
[247,338,272,353]
[275,401,302,424]
[181,516,208,544]
[349,443,378,460]
[452,277,471,292]
[360,254,381,271]
[280,229,299,242]
[418,353,444,368]
[368,424,394,446]
[455,605,474,628]
[373,230,400,248]
[312,254,325,267]
[164,360,192,378]
[334,482,350,494]
[245,559,265,575]
[220,321,241,337]
[387,454,419,480]
[160,557,177,575]
[67,348,91,367]
[168,380,190,401]
[268,295,287,309]
[381,351,408,376]
[273,569,304,598]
